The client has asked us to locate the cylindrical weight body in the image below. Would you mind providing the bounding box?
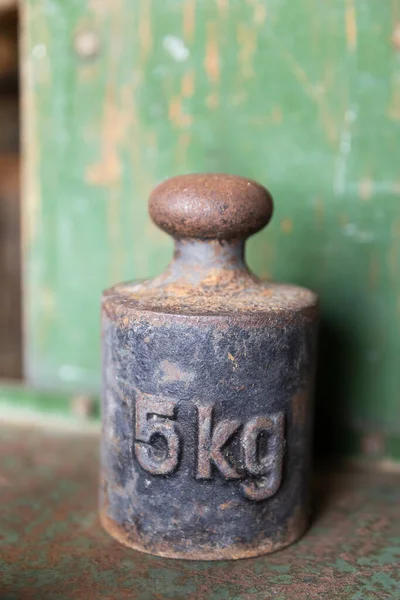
[100,173,318,560]
[100,294,317,560]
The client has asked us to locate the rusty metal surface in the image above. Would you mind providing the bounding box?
[1,423,400,599]
[101,174,319,560]
[149,173,273,240]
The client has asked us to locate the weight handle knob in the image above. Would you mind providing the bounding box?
[149,173,273,282]
[149,173,273,242]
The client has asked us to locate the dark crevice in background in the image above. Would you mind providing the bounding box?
[0,5,21,379]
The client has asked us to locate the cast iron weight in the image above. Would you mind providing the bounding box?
[100,173,318,560]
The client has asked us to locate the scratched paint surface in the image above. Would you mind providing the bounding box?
[23,1,400,455]
[1,424,400,599]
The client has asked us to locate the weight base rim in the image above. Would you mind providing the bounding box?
[100,510,309,561]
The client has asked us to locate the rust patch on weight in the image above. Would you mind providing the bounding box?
[160,360,195,383]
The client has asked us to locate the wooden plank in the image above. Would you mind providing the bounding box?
[22,0,400,454]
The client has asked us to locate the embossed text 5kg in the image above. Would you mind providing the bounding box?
[134,393,285,501]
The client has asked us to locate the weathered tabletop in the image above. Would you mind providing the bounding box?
[1,422,399,600]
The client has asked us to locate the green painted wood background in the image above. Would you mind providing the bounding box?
[22,0,400,456]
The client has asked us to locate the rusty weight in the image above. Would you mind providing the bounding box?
[100,173,319,560]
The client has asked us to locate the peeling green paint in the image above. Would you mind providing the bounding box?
[22,0,400,462]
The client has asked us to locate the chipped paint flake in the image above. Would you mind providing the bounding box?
[32,44,47,59]
[181,69,195,98]
[169,96,193,128]
[237,24,256,79]
[281,219,293,234]
[139,0,153,61]
[217,0,229,17]
[163,36,189,62]
[204,22,220,84]
[345,0,357,51]
[392,21,400,49]
[183,0,196,43]
[254,3,267,25]
[359,178,374,201]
